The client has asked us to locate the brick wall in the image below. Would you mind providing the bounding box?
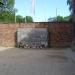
[0,22,72,47]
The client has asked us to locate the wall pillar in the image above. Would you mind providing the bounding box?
[72,0,75,51]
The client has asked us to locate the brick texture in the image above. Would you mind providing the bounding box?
[0,22,72,47]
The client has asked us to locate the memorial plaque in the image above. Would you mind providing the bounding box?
[17,28,48,48]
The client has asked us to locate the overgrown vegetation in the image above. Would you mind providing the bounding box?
[48,15,72,22]
[48,0,73,22]
[0,0,74,23]
[0,0,33,23]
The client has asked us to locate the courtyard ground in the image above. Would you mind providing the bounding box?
[0,47,75,75]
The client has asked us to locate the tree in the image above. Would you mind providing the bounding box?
[26,16,33,23]
[57,16,64,22]
[0,1,4,7]
[16,15,25,23]
[67,0,75,21]
[0,0,16,23]
[64,15,72,22]
[67,0,75,51]
[0,11,15,23]
[16,16,33,23]
[48,16,64,22]
[48,15,72,22]
[67,0,73,11]
[0,1,4,12]
[0,0,15,12]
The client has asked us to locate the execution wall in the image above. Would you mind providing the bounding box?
[0,22,72,47]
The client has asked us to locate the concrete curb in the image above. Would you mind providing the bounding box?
[0,47,14,51]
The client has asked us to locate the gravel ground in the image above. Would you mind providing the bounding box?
[0,48,75,75]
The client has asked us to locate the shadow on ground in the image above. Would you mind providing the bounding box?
[0,48,75,75]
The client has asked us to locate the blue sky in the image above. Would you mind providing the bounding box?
[14,0,70,22]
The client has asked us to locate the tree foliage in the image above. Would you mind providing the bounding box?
[67,0,73,11]
[0,1,4,7]
[48,15,72,22]
[0,0,33,23]
[0,0,18,23]
[16,16,33,23]
[0,0,15,12]
[26,16,33,23]
[0,11,15,23]
[16,15,25,23]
